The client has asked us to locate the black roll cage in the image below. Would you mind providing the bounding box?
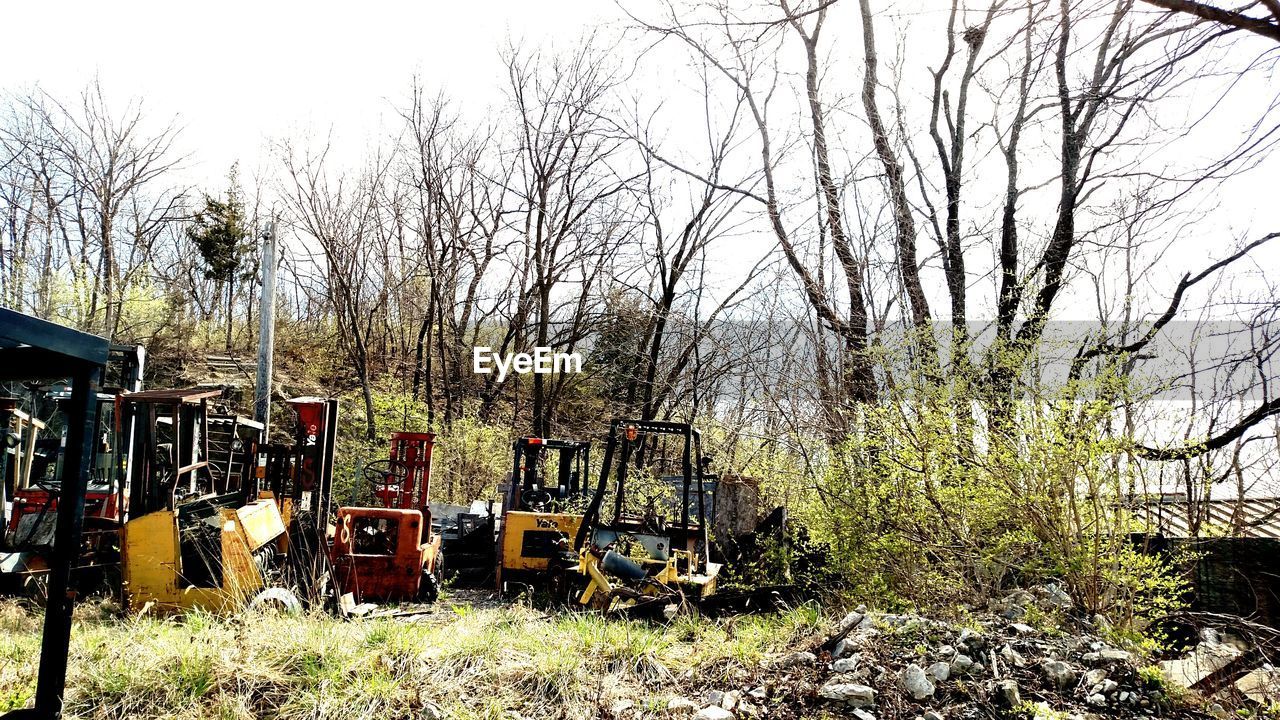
[572,419,709,566]
[508,436,591,512]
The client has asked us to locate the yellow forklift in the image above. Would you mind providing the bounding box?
[117,388,289,614]
[564,420,721,614]
[496,436,591,593]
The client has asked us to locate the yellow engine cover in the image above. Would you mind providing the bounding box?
[500,511,582,574]
[236,499,286,551]
[121,499,285,615]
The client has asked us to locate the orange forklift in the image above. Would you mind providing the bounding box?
[330,432,444,604]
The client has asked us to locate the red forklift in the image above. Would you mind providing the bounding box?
[330,431,444,604]
[1,344,144,594]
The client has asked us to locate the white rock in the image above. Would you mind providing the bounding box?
[704,690,726,707]
[997,679,1021,707]
[1040,583,1073,609]
[1083,648,1131,663]
[767,651,817,669]
[1086,693,1107,707]
[900,664,936,700]
[1010,623,1036,635]
[950,654,975,674]
[667,697,699,716]
[818,681,876,707]
[720,691,740,711]
[1041,659,1076,691]
[1083,669,1107,686]
[836,611,866,634]
[927,661,951,682]
[693,707,734,720]
[851,710,876,720]
[923,711,944,720]
[610,699,635,716]
[999,644,1026,667]
[833,657,860,674]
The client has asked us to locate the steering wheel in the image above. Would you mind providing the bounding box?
[521,488,553,511]
[362,459,409,488]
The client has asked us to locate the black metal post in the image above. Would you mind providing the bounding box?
[0,400,12,538]
[575,421,617,552]
[680,427,692,531]
[32,368,98,718]
[693,430,708,564]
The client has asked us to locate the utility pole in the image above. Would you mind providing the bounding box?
[254,219,277,432]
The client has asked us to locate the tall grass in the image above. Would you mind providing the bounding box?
[0,599,825,719]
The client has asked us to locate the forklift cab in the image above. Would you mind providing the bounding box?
[504,437,591,514]
[3,344,144,553]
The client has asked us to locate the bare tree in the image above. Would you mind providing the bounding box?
[503,43,638,436]
[1140,0,1280,41]
[278,138,401,440]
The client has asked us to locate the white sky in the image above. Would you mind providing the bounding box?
[4,0,621,186]
[4,0,1277,319]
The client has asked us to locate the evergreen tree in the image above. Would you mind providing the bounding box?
[187,166,251,349]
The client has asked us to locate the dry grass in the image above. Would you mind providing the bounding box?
[0,592,825,720]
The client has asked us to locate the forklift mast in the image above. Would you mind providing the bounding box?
[377,431,435,513]
[283,397,338,520]
[118,388,222,517]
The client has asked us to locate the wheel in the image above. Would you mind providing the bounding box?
[546,559,593,609]
[418,568,440,603]
[249,587,303,614]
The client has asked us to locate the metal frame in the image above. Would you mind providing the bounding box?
[284,397,338,520]
[117,388,222,517]
[1,307,110,720]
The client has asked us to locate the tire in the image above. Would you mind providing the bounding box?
[249,587,303,615]
[418,569,440,603]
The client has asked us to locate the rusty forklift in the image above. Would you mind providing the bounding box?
[1,345,144,595]
[330,431,444,604]
[563,419,722,613]
[496,436,591,593]
[116,387,289,614]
